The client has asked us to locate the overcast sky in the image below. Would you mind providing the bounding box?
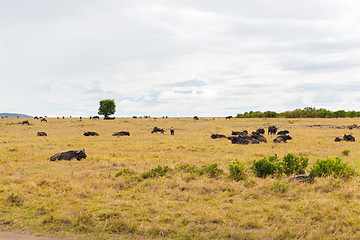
[1,0,360,117]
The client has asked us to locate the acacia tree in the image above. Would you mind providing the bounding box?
[98,99,116,119]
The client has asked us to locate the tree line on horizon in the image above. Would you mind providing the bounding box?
[236,107,360,118]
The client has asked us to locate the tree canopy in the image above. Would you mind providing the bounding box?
[98,99,116,118]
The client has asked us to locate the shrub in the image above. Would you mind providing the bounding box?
[199,163,223,178]
[251,157,278,178]
[312,157,357,179]
[341,149,350,156]
[278,153,308,176]
[228,161,246,181]
[141,166,169,179]
[115,168,136,177]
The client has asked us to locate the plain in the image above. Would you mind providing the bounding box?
[1,117,360,239]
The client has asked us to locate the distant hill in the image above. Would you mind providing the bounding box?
[0,113,33,118]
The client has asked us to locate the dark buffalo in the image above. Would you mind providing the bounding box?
[230,135,259,144]
[193,116,199,120]
[256,128,265,134]
[211,134,227,139]
[277,130,289,135]
[37,132,47,136]
[21,120,30,125]
[273,135,292,143]
[250,132,267,143]
[343,134,355,142]
[225,116,233,120]
[112,131,130,136]
[231,131,248,137]
[41,118,47,122]
[50,149,87,161]
[268,125,278,135]
[83,131,99,136]
[151,127,165,134]
[334,137,342,142]
[92,116,100,120]
[104,117,115,120]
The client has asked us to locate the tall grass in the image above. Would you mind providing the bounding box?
[1,117,360,239]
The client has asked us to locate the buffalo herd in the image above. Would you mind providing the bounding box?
[4,117,358,161]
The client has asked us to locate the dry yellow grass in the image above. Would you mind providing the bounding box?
[1,117,360,239]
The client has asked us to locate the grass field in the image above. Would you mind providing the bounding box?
[1,117,360,239]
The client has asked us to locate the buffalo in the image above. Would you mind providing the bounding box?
[50,149,87,161]
[273,135,292,143]
[193,116,199,120]
[250,132,267,143]
[41,118,47,122]
[21,120,30,125]
[335,134,355,142]
[83,131,99,136]
[211,134,227,139]
[37,132,47,136]
[151,127,165,134]
[225,116,233,120]
[112,131,130,136]
[231,131,248,137]
[268,125,278,135]
[277,130,290,135]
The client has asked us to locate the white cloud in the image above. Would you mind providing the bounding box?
[1,0,360,116]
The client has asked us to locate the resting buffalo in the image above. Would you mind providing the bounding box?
[273,135,292,143]
[231,131,248,137]
[229,135,259,144]
[50,149,87,161]
[250,132,267,143]
[83,131,99,136]
[335,134,355,142]
[37,132,47,136]
[277,130,290,135]
[268,125,278,135]
[256,128,265,134]
[211,134,227,139]
[151,127,165,134]
[112,131,130,136]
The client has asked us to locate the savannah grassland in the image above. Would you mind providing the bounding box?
[1,117,360,239]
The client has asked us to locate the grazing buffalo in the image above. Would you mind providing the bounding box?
[211,134,227,139]
[151,127,165,134]
[92,116,100,120]
[112,131,130,136]
[193,116,199,120]
[335,134,355,142]
[273,135,292,143]
[225,116,233,120]
[41,118,47,122]
[50,149,87,161]
[268,125,278,135]
[21,120,30,125]
[83,131,99,136]
[277,130,290,135]
[37,132,47,136]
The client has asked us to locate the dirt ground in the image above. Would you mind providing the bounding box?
[0,231,82,240]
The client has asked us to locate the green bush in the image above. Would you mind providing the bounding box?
[228,161,246,181]
[341,149,350,156]
[199,163,223,178]
[115,168,136,177]
[278,153,308,176]
[141,166,169,179]
[312,157,357,179]
[251,157,278,178]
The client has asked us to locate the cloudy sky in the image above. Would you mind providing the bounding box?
[1,0,360,117]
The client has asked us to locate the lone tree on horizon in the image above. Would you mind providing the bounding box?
[98,99,116,119]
